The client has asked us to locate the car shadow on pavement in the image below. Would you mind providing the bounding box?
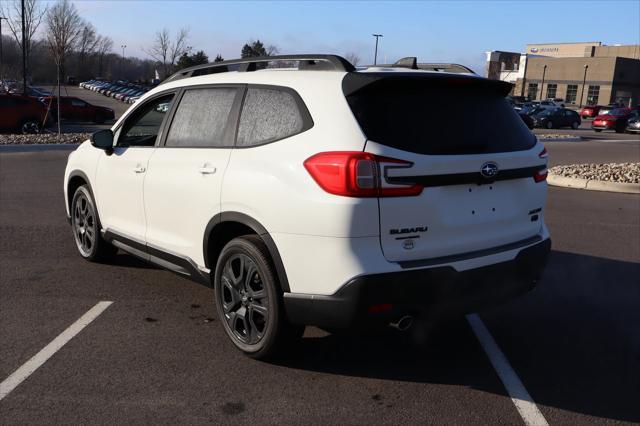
[274,250,640,423]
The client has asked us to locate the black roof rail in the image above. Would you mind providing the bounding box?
[162,54,356,84]
[377,57,476,74]
[416,63,476,74]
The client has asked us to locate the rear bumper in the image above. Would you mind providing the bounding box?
[284,238,551,329]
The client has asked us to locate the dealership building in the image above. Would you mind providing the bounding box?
[486,42,640,107]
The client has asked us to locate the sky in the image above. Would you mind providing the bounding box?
[46,0,640,73]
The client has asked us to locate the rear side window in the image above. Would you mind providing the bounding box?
[236,87,307,147]
[343,76,535,155]
[166,88,237,148]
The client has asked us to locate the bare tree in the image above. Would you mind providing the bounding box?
[95,35,113,78]
[266,44,279,56]
[76,21,98,78]
[0,0,47,80]
[345,52,360,67]
[144,28,190,78]
[45,0,82,82]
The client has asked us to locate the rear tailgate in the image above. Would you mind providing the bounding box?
[343,72,547,263]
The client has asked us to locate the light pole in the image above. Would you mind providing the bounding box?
[121,45,126,79]
[0,16,6,84]
[372,34,383,65]
[539,64,547,101]
[579,64,588,107]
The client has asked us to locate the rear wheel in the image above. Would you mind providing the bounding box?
[93,115,106,124]
[571,121,579,129]
[546,121,554,129]
[214,235,303,359]
[594,129,602,133]
[71,185,117,262]
[20,119,41,134]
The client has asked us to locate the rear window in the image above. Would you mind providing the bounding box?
[343,75,535,155]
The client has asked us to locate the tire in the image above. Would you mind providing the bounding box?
[571,121,579,129]
[615,125,624,134]
[70,185,117,262]
[214,235,303,359]
[20,118,41,134]
[93,115,106,124]
[546,121,554,129]
[594,129,602,132]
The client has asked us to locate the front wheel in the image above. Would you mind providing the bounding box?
[214,235,303,359]
[71,185,117,262]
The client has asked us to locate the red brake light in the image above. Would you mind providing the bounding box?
[539,147,548,159]
[534,168,548,183]
[304,151,423,197]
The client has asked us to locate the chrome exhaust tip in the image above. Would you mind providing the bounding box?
[390,316,413,332]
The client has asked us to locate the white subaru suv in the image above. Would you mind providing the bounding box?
[64,55,551,359]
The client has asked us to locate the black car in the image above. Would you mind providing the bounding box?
[532,108,581,129]
[625,110,640,133]
[518,112,534,129]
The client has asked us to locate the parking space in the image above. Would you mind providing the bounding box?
[0,145,639,424]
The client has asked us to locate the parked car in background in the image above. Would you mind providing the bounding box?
[579,105,602,119]
[532,108,581,129]
[591,108,635,133]
[625,111,640,133]
[518,112,534,129]
[0,93,51,133]
[42,96,115,123]
[539,100,564,109]
[520,102,540,115]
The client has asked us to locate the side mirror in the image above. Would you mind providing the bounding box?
[90,129,114,154]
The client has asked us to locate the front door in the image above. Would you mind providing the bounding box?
[95,93,175,242]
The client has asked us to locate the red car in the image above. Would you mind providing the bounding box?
[42,96,115,124]
[579,105,602,120]
[0,94,50,133]
[591,108,634,133]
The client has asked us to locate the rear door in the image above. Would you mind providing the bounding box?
[143,85,242,265]
[344,74,547,263]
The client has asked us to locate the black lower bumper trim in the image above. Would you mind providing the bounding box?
[284,238,551,329]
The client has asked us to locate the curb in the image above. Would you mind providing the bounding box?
[548,174,640,194]
[0,144,79,153]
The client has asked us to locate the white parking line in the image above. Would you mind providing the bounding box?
[0,301,113,401]
[467,314,549,426]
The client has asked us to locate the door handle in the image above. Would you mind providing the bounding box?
[198,164,217,175]
[133,164,146,173]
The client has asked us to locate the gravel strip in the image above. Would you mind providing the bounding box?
[0,133,90,145]
[537,134,580,140]
[549,163,640,184]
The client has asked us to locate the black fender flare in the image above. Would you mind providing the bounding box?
[66,170,93,218]
[203,212,290,293]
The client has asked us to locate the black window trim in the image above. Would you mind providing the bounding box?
[158,83,245,149]
[113,89,178,148]
[233,83,314,149]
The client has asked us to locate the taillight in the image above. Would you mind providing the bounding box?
[304,151,423,197]
[538,147,548,159]
[534,168,548,183]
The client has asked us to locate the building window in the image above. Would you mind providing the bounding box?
[546,83,557,100]
[527,83,538,100]
[566,85,578,104]
[587,85,600,105]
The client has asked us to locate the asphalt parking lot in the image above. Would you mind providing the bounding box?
[0,141,639,424]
